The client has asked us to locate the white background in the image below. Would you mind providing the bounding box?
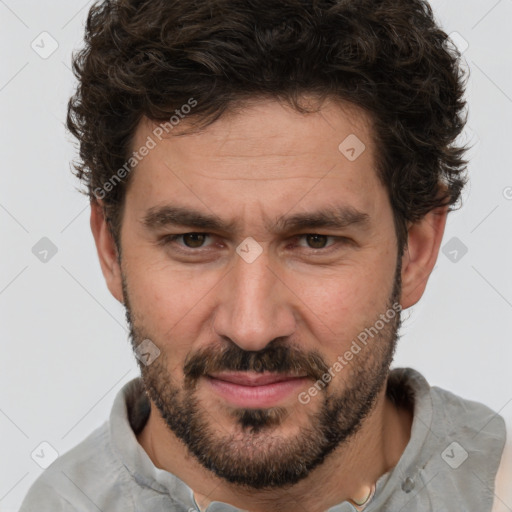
[1,0,511,510]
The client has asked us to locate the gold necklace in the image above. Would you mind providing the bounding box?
[347,483,376,511]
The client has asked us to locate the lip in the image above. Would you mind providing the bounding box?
[205,372,310,408]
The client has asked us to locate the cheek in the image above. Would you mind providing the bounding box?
[290,264,395,358]
[291,265,388,322]
[125,261,221,344]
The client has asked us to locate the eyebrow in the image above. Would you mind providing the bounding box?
[141,204,370,235]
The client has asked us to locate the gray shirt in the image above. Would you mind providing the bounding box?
[19,368,506,512]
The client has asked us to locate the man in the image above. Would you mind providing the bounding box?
[19,0,511,511]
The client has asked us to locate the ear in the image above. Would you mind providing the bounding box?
[400,205,448,309]
[90,200,124,304]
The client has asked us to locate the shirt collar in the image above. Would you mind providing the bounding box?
[108,368,434,512]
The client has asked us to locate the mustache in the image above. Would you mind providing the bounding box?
[183,342,329,388]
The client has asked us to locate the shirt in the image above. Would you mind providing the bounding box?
[18,367,511,512]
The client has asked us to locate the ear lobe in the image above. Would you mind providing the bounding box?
[400,206,448,309]
[90,200,124,304]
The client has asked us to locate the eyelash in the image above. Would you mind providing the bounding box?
[158,233,349,254]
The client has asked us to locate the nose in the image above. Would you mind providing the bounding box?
[212,246,296,352]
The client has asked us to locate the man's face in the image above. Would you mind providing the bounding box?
[118,98,402,488]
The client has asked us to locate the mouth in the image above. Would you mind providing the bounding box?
[205,371,310,408]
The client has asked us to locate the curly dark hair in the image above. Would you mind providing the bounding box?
[66,0,468,253]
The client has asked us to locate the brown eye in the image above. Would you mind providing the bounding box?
[160,233,212,250]
[181,233,208,248]
[305,234,329,249]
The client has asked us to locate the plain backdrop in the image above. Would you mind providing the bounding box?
[1,1,512,510]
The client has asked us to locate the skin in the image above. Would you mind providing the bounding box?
[90,97,447,512]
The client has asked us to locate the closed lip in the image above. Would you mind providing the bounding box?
[207,372,308,386]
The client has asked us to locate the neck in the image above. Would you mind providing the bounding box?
[137,383,412,512]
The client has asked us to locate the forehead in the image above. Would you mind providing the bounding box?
[137,97,373,160]
[124,97,387,229]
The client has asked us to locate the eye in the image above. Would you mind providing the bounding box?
[160,233,212,249]
[158,232,349,254]
[295,234,343,251]
[297,234,336,250]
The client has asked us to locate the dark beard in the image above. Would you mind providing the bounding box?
[122,258,402,489]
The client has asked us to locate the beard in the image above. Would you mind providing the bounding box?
[122,257,402,490]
